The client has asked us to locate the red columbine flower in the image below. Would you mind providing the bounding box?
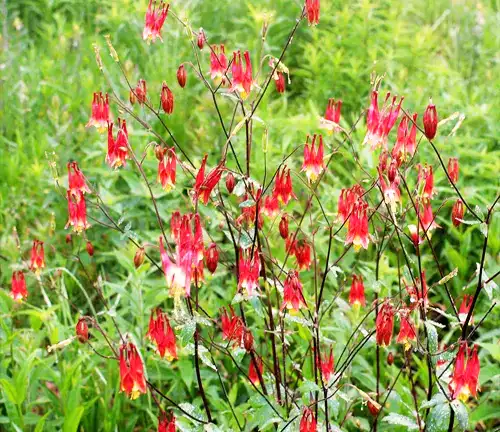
[210,44,228,85]
[376,302,394,346]
[449,342,480,401]
[273,166,296,205]
[417,164,435,200]
[143,0,169,43]
[337,184,364,224]
[302,134,324,182]
[205,243,219,274]
[86,92,110,132]
[30,239,45,273]
[134,79,148,105]
[225,172,235,193]
[406,113,418,157]
[345,200,370,251]
[158,147,176,191]
[452,199,464,227]
[170,211,181,242]
[300,407,317,432]
[378,166,401,214]
[407,271,429,310]
[158,412,176,432]
[239,249,261,297]
[320,98,342,132]
[282,270,306,310]
[10,271,27,302]
[176,64,187,88]
[65,190,90,233]
[294,240,312,271]
[274,71,286,93]
[237,191,264,228]
[160,236,191,298]
[305,0,320,26]
[67,161,90,195]
[396,309,416,350]
[220,306,244,347]
[349,274,366,307]
[262,194,279,218]
[458,294,473,324]
[248,356,263,386]
[448,157,459,184]
[147,308,177,360]
[279,215,289,239]
[192,155,224,205]
[363,91,404,150]
[76,318,89,343]
[410,201,440,245]
[119,342,147,400]
[197,28,206,50]
[107,119,129,169]
[392,116,409,165]
[423,99,438,140]
[230,50,254,99]
[160,82,174,114]
[317,347,334,383]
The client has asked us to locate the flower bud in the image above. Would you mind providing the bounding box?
[65,234,72,244]
[367,400,380,416]
[161,82,174,114]
[225,172,235,193]
[76,318,89,343]
[134,247,145,268]
[452,199,464,227]
[274,71,285,93]
[154,144,165,161]
[279,215,289,239]
[197,28,206,50]
[205,243,219,274]
[423,99,438,140]
[243,328,254,352]
[388,159,398,183]
[129,89,137,105]
[387,351,394,365]
[448,157,459,184]
[177,64,187,88]
[86,241,94,257]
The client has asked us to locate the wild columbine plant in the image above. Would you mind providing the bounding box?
[9,1,498,431]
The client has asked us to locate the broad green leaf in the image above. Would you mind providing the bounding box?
[63,406,84,432]
[382,413,419,430]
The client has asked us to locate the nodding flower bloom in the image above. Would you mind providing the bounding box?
[282,270,306,310]
[345,200,370,251]
[157,147,176,191]
[225,172,235,193]
[376,302,394,346]
[237,191,264,228]
[143,0,169,43]
[449,342,480,401]
[452,199,464,227]
[147,308,177,360]
[210,44,228,85]
[65,190,90,233]
[299,407,317,432]
[378,167,401,214]
[248,356,264,386]
[305,0,320,26]
[238,249,261,297]
[458,294,473,324]
[279,214,289,239]
[363,91,403,150]
[230,50,253,99]
[86,92,110,132]
[302,134,324,183]
[273,166,296,205]
[160,236,191,298]
[158,412,176,432]
[294,240,312,271]
[396,309,416,350]
[423,99,438,140]
[406,113,418,157]
[10,271,28,302]
[417,200,440,234]
[30,240,45,273]
[406,271,429,310]
[262,194,279,218]
[337,184,364,224]
[320,98,342,133]
[391,113,418,164]
[349,274,366,307]
[176,64,187,88]
[274,71,286,93]
[107,119,129,169]
[76,317,89,343]
[448,157,459,184]
[317,347,335,383]
[192,155,224,205]
[197,28,206,50]
[417,164,435,200]
[160,82,174,114]
[67,161,90,195]
[205,243,219,274]
[134,79,147,105]
[119,342,147,400]
[170,211,181,242]
[220,306,244,347]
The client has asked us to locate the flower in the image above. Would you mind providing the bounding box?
[282,270,306,310]
[452,199,464,227]
[317,347,334,383]
[406,271,429,309]
[458,294,473,324]
[86,92,110,132]
[76,318,89,343]
[274,71,286,93]
[157,147,176,191]
[392,116,409,165]
[363,91,403,150]
[449,342,480,401]
[302,134,324,182]
[320,98,342,132]
[210,44,228,85]
[294,240,312,270]
[65,190,90,233]
[345,200,370,251]
[10,271,28,301]
[205,243,219,274]
[243,328,254,352]
[417,164,435,200]
[299,407,317,432]
[220,306,244,347]
[119,342,147,399]
[30,239,45,273]
[406,113,418,157]
[160,82,174,114]
[143,0,169,43]
[176,64,187,88]
[423,99,438,140]
[230,50,254,99]
[279,214,289,239]
[106,119,129,169]
[238,249,261,297]
[305,0,320,26]
[273,166,296,205]
[448,157,459,184]
[349,274,366,307]
[396,309,416,350]
[378,167,400,214]
[158,412,176,432]
[147,308,177,360]
[225,172,235,193]
[134,79,148,105]
[192,155,224,205]
[417,200,440,234]
[376,302,394,346]
[67,161,90,195]
[248,356,263,386]
[337,184,364,224]
[237,191,264,228]
[262,194,280,218]
[160,236,192,298]
[197,28,206,50]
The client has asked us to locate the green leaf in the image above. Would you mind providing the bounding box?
[63,406,84,432]
[425,321,438,356]
[427,400,451,432]
[0,378,19,405]
[382,413,419,430]
[34,411,52,432]
[451,400,468,432]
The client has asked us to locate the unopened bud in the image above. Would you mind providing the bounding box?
[155,144,165,161]
[205,243,219,274]
[387,351,394,365]
[177,64,187,88]
[243,328,254,352]
[226,172,235,193]
[388,159,397,183]
[76,318,89,343]
[160,82,174,114]
[86,241,94,257]
[279,215,289,239]
[129,89,137,105]
[134,247,145,268]
[423,99,438,140]
[66,234,72,244]
[197,29,206,50]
